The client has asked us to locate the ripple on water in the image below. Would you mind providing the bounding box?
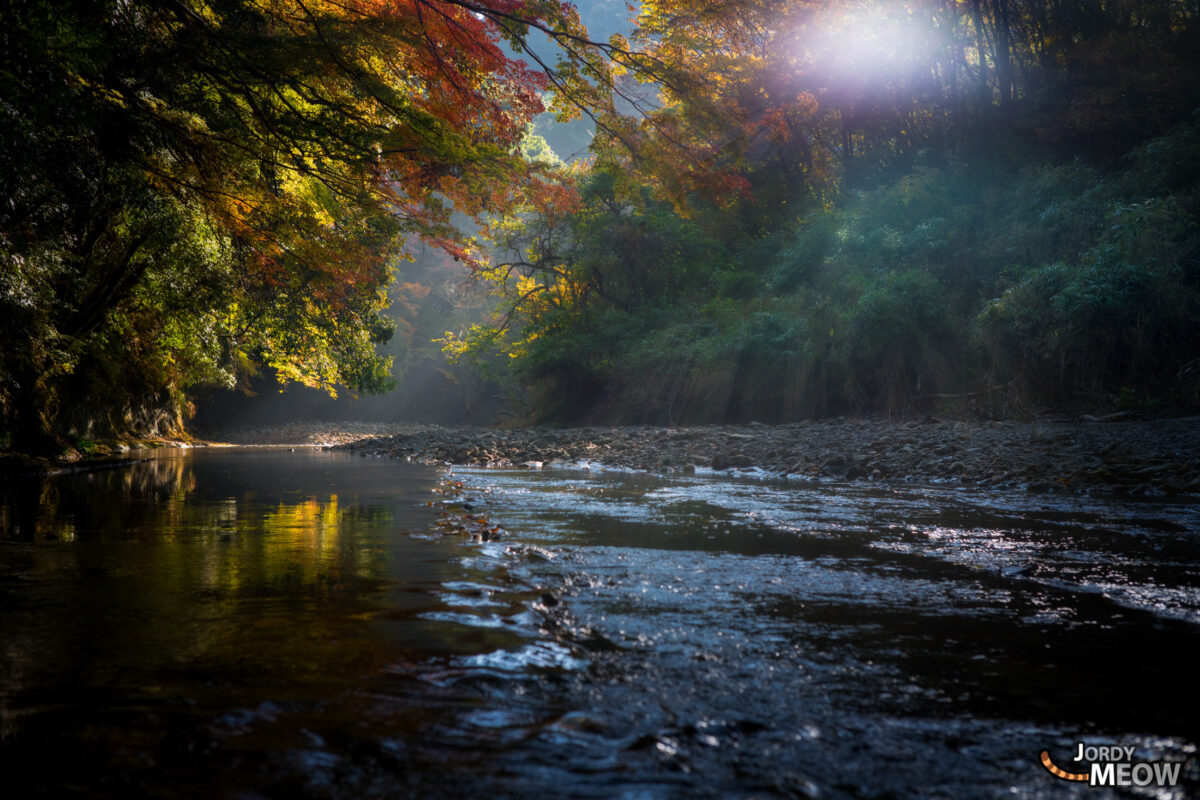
[441,465,1200,798]
[4,452,1198,799]
[457,641,589,672]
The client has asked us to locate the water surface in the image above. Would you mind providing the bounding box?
[448,466,1200,798]
[1,449,564,797]
[2,450,1198,798]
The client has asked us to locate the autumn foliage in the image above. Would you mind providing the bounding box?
[454,0,1200,422]
[4,0,1200,445]
[0,0,608,449]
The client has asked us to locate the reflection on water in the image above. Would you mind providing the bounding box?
[3,452,1199,798]
[0,449,569,797]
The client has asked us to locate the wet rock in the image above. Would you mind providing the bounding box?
[822,453,847,468]
[712,453,754,470]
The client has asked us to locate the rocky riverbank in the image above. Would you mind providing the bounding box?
[204,420,412,447]
[206,416,1200,495]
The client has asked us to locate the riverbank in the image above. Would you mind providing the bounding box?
[0,423,396,475]
[203,417,1200,495]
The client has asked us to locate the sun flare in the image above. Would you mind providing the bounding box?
[818,4,940,80]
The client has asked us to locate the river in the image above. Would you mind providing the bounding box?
[1,447,1197,797]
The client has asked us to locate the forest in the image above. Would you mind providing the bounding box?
[4,5,1200,796]
[3,0,1200,451]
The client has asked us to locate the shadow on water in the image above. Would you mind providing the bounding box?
[2,452,1199,798]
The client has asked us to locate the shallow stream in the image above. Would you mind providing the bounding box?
[1,448,1197,797]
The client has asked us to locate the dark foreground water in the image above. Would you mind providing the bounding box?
[1,449,1198,798]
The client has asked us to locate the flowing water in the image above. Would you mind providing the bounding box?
[1,448,1198,798]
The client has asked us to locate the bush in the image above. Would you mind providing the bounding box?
[468,113,1200,421]
[840,270,956,412]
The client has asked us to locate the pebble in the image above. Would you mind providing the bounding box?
[199,418,1200,494]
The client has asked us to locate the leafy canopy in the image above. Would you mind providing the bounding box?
[0,0,618,446]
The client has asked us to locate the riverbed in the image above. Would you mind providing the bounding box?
[2,448,1197,797]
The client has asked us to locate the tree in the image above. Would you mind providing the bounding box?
[0,0,609,451]
[454,0,1200,423]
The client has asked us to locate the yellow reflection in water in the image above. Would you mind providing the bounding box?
[0,454,437,693]
[262,494,342,554]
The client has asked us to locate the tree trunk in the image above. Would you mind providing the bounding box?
[989,0,1015,106]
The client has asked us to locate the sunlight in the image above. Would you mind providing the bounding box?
[817,3,939,82]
